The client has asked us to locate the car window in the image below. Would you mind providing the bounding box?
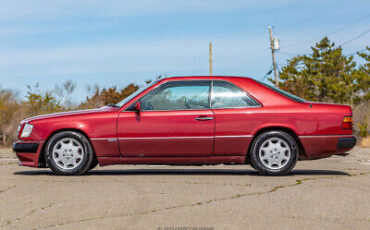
[211,81,260,108]
[139,81,211,111]
[115,80,158,107]
[257,81,306,103]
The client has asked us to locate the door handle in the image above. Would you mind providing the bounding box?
[195,116,213,121]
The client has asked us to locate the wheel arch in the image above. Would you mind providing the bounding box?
[246,126,306,163]
[38,128,97,167]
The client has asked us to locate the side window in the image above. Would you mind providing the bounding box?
[211,81,259,108]
[139,81,211,111]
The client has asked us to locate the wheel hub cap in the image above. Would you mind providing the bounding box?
[52,138,84,170]
[259,137,291,170]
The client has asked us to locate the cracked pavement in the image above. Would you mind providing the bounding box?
[0,147,369,230]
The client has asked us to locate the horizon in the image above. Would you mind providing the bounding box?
[1,0,369,103]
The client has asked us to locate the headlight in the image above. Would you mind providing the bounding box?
[17,124,21,137]
[21,124,33,138]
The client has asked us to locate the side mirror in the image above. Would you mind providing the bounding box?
[135,101,141,114]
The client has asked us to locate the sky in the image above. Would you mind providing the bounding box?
[0,0,369,103]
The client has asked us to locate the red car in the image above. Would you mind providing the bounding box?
[13,76,356,175]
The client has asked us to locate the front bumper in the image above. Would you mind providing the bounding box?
[13,142,39,153]
[13,141,44,167]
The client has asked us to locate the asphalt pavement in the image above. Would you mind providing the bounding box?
[0,147,369,230]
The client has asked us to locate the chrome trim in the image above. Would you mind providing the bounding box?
[125,108,212,112]
[209,80,213,108]
[210,80,262,109]
[118,136,214,140]
[216,135,253,138]
[195,117,213,121]
[90,138,118,141]
[124,80,212,112]
[211,106,261,110]
[299,135,354,138]
[122,79,263,112]
[108,135,254,140]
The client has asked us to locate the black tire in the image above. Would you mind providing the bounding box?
[88,158,98,172]
[250,131,298,176]
[45,131,94,175]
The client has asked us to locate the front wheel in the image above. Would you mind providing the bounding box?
[45,131,94,175]
[250,131,298,176]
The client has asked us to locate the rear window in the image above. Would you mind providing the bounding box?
[258,81,306,103]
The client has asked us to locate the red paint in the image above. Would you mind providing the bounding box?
[14,76,355,168]
[300,135,354,158]
[15,140,44,167]
[117,110,214,157]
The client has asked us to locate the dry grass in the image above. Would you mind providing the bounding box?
[0,147,13,154]
[0,148,14,159]
[360,136,370,148]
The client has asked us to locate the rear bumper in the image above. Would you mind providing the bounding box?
[337,137,356,149]
[299,135,356,159]
[13,141,44,167]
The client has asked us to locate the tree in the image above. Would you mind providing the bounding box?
[355,46,370,101]
[25,84,62,116]
[0,88,21,145]
[81,83,140,108]
[276,37,369,104]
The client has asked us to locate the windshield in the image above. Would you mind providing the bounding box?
[258,81,306,103]
[115,80,158,107]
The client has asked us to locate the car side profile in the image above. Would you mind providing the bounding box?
[13,76,356,175]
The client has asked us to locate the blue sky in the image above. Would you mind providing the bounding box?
[1,0,369,103]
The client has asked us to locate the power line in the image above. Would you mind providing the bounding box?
[347,48,368,56]
[279,51,308,56]
[288,13,370,49]
[340,28,370,46]
[326,14,370,37]
[261,65,273,81]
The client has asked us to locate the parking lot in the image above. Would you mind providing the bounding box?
[0,147,369,230]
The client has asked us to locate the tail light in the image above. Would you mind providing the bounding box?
[342,116,353,129]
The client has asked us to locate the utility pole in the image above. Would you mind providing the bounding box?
[209,42,213,76]
[268,26,279,87]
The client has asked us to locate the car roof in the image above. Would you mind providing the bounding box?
[162,75,253,81]
[159,76,259,85]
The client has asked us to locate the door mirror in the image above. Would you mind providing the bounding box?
[135,101,141,114]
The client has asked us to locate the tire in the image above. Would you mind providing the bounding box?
[88,158,98,172]
[45,131,94,175]
[250,131,298,176]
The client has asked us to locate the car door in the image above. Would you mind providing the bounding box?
[117,80,214,157]
[210,80,261,156]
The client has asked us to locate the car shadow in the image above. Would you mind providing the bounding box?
[13,168,350,176]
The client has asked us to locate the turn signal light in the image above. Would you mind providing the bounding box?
[342,116,353,129]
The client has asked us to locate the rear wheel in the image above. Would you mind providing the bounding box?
[250,131,298,176]
[45,131,94,175]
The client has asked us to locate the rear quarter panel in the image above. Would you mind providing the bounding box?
[222,77,354,158]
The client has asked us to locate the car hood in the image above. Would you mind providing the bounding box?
[22,106,118,123]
